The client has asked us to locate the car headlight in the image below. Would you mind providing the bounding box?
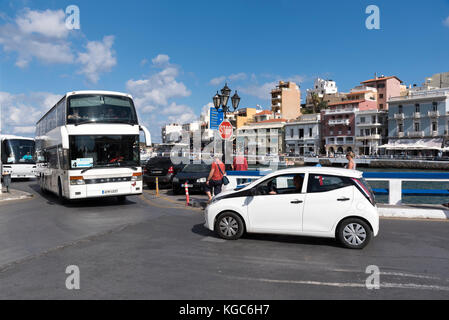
[197,177,207,183]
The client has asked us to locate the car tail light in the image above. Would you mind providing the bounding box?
[351,178,375,206]
[168,166,174,174]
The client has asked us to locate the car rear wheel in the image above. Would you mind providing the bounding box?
[337,218,372,249]
[215,212,244,240]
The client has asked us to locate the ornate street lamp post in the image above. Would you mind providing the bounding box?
[213,83,240,113]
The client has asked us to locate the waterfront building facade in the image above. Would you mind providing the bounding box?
[387,88,449,155]
[284,114,321,156]
[236,119,287,155]
[321,99,377,156]
[355,109,388,155]
[162,123,183,143]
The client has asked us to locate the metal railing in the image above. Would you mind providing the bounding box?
[223,170,449,206]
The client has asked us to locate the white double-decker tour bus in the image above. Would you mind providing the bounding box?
[35,91,151,203]
[1,135,37,178]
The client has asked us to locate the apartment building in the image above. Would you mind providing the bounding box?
[386,88,449,155]
[161,123,183,143]
[360,75,402,110]
[355,110,388,155]
[321,99,377,156]
[284,114,321,156]
[236,119,287,155]
[271,81,301,120]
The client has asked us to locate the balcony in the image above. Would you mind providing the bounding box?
[389,89,449,102]
[398,132,405,138]
[328,119,350,126]
[356,134,381,140]
[408,131,424,138]
[324,108,357,115]
[431,131,440,137]
[413,112,421,119]
[356,122,382,127]
[428,111,439,118]
[393,113,405,120]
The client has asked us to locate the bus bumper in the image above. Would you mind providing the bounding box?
[68,181,143,199]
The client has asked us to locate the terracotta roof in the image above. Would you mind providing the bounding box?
[254,118,287,124]
[255,110,272,116]
[347,90,374,95]
[327,99,365,107]
[360,76,402,84]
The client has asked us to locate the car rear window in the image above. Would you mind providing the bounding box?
[307,174,353,193]
[147,158,172,167]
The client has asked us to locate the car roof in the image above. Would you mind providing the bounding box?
[261,167,363,179]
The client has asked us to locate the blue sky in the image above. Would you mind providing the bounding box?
[1,0,449,141]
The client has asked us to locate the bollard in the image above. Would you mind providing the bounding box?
[155,177,159,197]
[185,183,189,206]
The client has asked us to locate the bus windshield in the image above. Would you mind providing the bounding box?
[67,94,138,125]
[69,135,140,169]
[2,139,35,164]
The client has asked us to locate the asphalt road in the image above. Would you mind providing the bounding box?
[0,180,448,299]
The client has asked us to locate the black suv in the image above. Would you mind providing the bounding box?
[143,157,184,188]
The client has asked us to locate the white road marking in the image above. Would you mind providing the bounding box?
[226,275,449,292]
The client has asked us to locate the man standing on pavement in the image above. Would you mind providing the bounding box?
[205,156,226,203]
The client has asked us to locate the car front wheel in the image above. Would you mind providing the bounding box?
[215,212,244,240]
[337,218,372,249]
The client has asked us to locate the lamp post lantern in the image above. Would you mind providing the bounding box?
[213,83,241,113]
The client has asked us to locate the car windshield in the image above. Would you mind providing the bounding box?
[67,94,138,125]
[147,158,172,167]
[69,135,139,169]
[2,139,35,164]
[182,164,210,173]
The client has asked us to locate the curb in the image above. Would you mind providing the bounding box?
[378,206,449,220]
[0,190,33,203]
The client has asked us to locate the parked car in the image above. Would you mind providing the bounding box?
[204,167,378,249]
[143,157,184,188]
[172,163,211,195]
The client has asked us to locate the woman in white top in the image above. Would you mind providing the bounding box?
[345,151,356,170]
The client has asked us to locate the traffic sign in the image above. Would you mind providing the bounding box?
[209,107,224,130]
[219,120,233,140]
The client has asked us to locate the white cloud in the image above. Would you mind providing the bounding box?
[238,74,306,100]
[0,8,116,82]
[209,73,247,86]
[239,81,277,100]
[77,35,117,83]
[444,16,449,27]
[152,54,170,66]
[16,8,68,39]
[126,54,200,142]
[0,92,60,136]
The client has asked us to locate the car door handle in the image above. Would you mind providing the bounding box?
[291,200,303,204]
[337,197,350,201]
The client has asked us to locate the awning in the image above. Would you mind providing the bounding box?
[380,138,443,150]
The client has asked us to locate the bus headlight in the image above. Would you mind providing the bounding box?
[70,176,85,185]
[131,172,143,181]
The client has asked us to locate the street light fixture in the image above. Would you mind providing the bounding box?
[213,83,241,113]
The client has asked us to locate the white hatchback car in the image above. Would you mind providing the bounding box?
[204,167,379,249]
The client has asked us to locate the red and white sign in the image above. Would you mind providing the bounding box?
[218,120,233,140]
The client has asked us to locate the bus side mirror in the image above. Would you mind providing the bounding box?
[139,126,152,147]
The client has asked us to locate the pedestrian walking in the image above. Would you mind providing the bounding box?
[205,156,226,203]
[345,151,356,170]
